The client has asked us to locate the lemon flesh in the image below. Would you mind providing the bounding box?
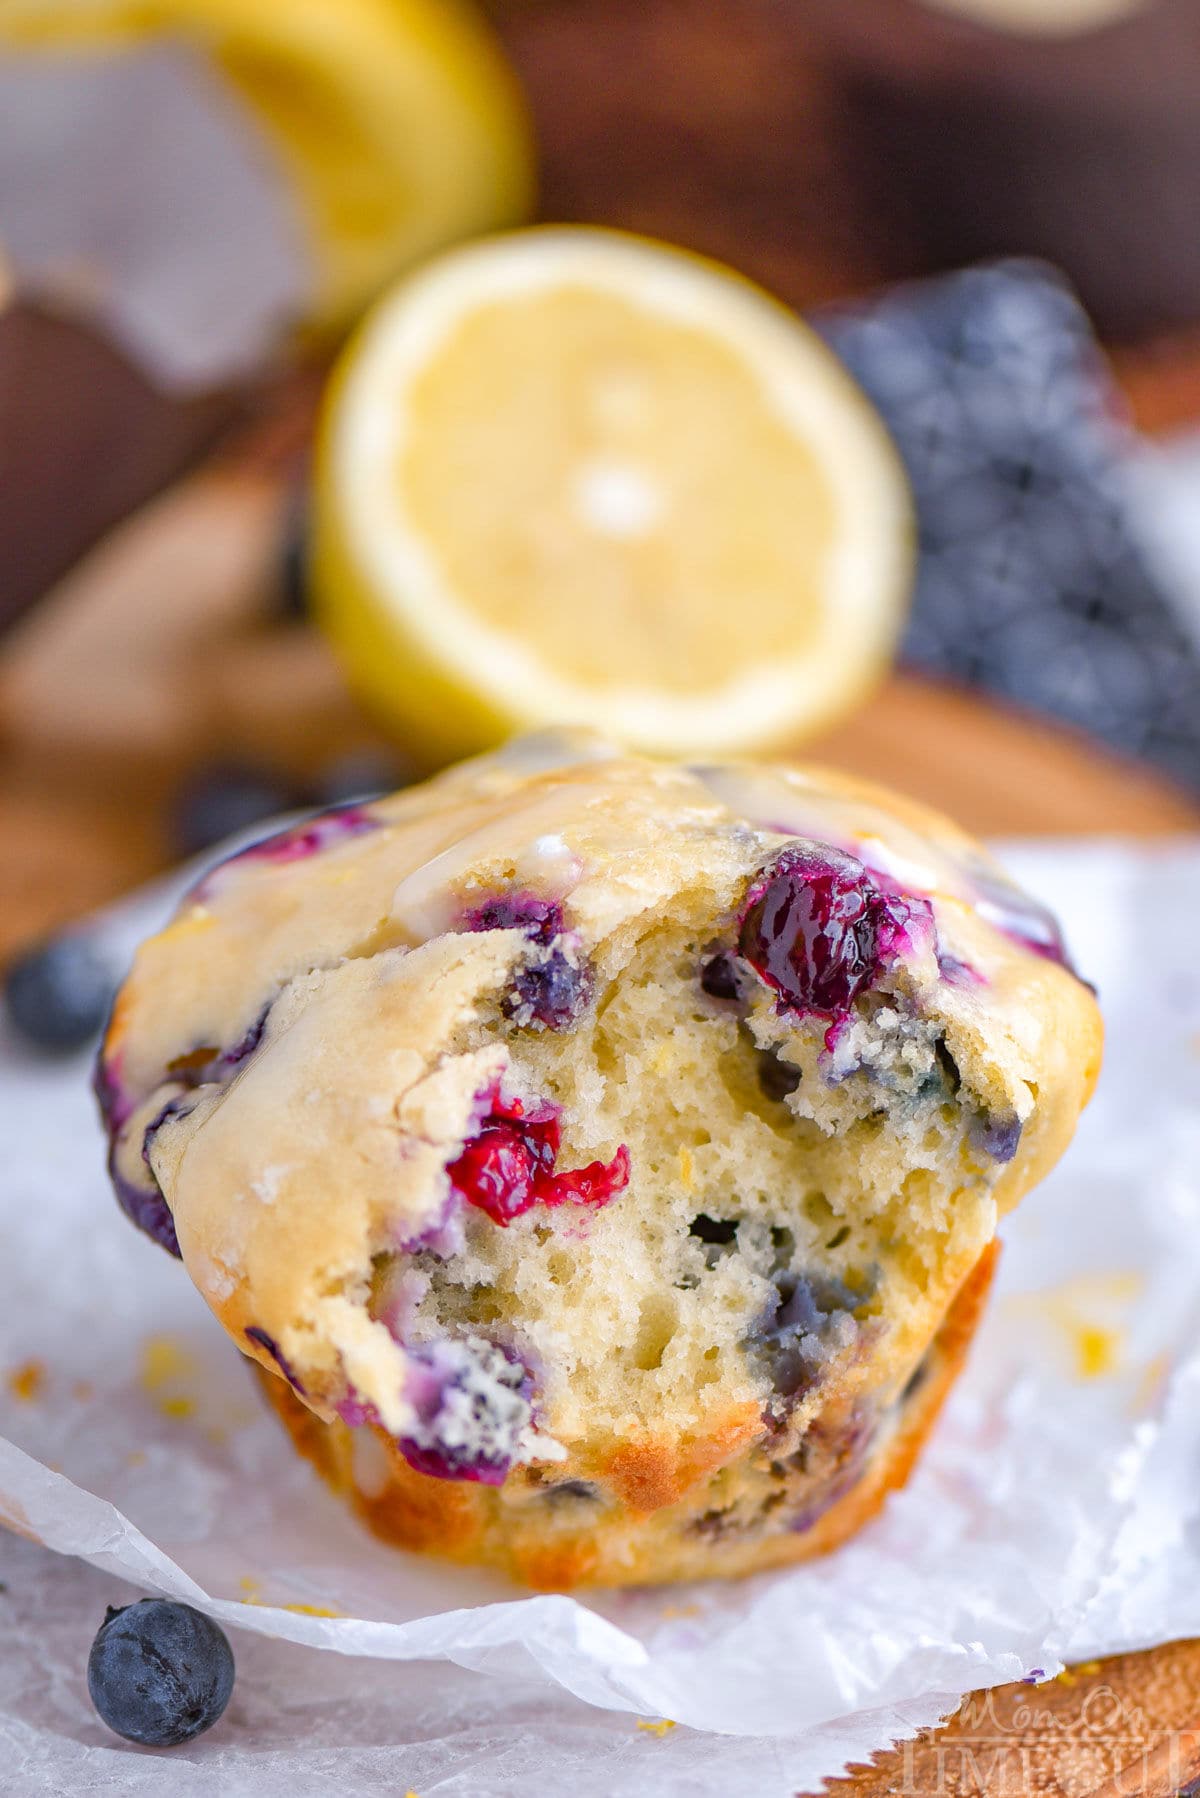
[314,228,914,763]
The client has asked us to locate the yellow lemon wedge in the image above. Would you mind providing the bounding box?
[312,227,914,763]
[0,0,534,336]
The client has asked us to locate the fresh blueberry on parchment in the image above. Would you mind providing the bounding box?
[87,1599,235,1747]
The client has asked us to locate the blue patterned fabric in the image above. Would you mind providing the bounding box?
[817,262,1200,792]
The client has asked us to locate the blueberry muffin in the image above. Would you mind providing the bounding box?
[97,733,1101,1588]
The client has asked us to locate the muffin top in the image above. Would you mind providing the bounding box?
[97,732,1101,1462]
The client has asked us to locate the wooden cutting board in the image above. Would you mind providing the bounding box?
[1,395,1198,1796]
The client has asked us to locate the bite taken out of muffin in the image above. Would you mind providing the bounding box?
[97,732,1101,1588]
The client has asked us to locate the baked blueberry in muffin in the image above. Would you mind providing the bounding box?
[97,733,1101,1587]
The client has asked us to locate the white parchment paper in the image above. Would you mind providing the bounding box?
[2,838,1200,1795]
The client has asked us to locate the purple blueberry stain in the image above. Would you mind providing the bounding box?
[134,1085,199,1258]
[688,1502,770,1543]
[460,892,590,1030]
[937,950,986,989]
[98,1004,274,1258]
[104,1112,191,1259]
[462,893,561,937]
[335,1391,381,1430]
[218,1007,270,1074]
[394,1439,497,1483]
[96,1064,184,1258]
[164,1008,271,1091]
[748,1270,866,1419]
[333,1339,539,1487]
[93,1050,134,1134]
[510,949,588,1031]
[189,803,379,902]
[99,806,353,1264]
[143,1089,197,1148]
[685,1407,877,1543]
[736,848,933,1025]
[398,1338,535,1485]
[393,1201,466,1262]
[244,1326,306,1396]
[394,1193,467,1265]
[108,1152,181,1259]
[968,862,1091,986]
[972,1112,1023,1164]
[371,1261,432,1342]
[786,1409,877,1534]
[219,802,378,871]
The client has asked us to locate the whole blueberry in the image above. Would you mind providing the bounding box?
[737,848,927,1022]
[171,764,299,859]
[87,1599,235,1747]
[4,933,116,1053]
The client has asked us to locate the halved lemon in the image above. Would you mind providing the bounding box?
[0,0,534,337]
[312,227,913,762]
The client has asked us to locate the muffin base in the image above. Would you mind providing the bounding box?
[253,1242,998,1590]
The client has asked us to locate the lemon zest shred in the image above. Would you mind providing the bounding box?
[6,1360,45,1403]
[237,1576,341,1618]
[140,1336,196,1390]
[1073,1324,1122,1380]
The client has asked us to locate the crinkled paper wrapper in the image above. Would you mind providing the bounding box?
[2,840,1200,1795]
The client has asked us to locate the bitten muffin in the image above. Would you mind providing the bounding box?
[97,733,1101,1588]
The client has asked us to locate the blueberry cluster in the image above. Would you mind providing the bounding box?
[818,261,1200,793]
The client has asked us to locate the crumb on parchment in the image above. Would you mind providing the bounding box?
[6,1360,45,1403]
[140,1335,198,1420]
[238,1575,341,1618]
